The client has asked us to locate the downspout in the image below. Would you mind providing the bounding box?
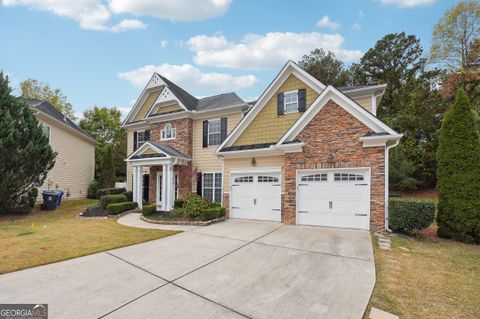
[384,139,401,232]
[372,91,384,116]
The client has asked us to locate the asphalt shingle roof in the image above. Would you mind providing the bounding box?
[149,141,190,159]
[21,98,94,142]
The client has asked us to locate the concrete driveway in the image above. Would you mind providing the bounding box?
[0,219,375,319]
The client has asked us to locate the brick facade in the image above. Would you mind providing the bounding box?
[148,118,194,204]
[283,100,385,231]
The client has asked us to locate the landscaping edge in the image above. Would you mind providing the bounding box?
[140,214,226,226]
[77,208,139,220]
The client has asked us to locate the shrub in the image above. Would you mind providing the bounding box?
[388,197,435,232]
[97,187,126,198]
[436,89,480,243]
[100,194,127,209]
[183,193,211,219]
[122,191,133,201]
[170,208,186,218]
[87,180,99,199]
[198,207,225,221]
[174,198,185,209]
[107,201,138,215]
[142,204,156,216]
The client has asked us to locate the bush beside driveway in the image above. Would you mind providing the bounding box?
[0,199,178,274]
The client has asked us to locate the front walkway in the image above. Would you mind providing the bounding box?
[117,212,198,231]
[0,220,375,319]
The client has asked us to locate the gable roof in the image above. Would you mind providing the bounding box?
[124,74,248,125]
[126,141,190,161]
[22,98,95,144]
[278,85,399,145]
[216,60,326,152]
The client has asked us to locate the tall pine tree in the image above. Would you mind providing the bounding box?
[0,72,56,214]
[98,144,115,189]
[436,89,480,243]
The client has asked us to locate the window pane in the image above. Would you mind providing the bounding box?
[215,173,222,187]
[208,132,221,145]
[203,189,213,202]
[214,189,222,203]
[203,173,213,187]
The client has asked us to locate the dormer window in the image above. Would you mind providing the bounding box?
[161,123,176,140]
[284,90,299,113]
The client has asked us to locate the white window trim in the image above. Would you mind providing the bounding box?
[41,123,51,143]
[137,130,146,148]
[202,172,223,203]
[283,89,299,114]
[207,119,221,147]
[160,123,176,141]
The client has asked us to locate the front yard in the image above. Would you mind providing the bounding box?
[0,199,178,274]
[366,230,480,319]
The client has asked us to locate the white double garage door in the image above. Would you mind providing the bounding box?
[230,168,371,230]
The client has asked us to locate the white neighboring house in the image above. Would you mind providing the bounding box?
[22,98,96,201]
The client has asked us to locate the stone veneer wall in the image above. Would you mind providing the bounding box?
[283,100,385,231]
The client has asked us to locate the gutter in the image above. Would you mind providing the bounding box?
[384,138,401,232]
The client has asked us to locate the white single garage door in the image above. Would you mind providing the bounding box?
[230,172,281,221]
[297,169,370,229]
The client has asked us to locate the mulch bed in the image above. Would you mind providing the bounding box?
[141,213,225,226]
[78,207,108,218]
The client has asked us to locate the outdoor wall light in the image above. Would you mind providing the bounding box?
[251,157,257,166]
[327,152,334,162]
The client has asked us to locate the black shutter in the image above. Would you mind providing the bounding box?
[133,131,138,151]
[277,93,284,116]
[298,89,307,112]
[202,120,208,148]
[145,129,150,142]
[220,117,227,143]
[196,173,202,196]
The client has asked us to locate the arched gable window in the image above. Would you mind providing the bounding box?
[161,123,176,140]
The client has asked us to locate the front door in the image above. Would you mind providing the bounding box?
[143,174,149,203]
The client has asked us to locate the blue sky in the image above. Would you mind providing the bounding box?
[0,0,457,119]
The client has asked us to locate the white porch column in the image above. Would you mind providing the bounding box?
[132,165,138,203]
[165,164,174,211]
[161,164,168,211]
[136,166,143,209]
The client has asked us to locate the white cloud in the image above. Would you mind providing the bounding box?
[316,15,340,30]
[117,107,131,120]
[188,32,363,70]
[160,40,169,48]
[1,0,147,32]
[377,0,436,8]
[118,64,258,92]
[351,23,362,31]
[110,19,147,33]
[186,34,229,51]
[108,0,231,22]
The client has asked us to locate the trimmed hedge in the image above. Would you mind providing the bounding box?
[142,204,156,216]
[122,191,133,201]
[389,197,436,232]
[100,194,127,209]
[107,201,138,215]
[97,187,126,198]
[198,207,225,221]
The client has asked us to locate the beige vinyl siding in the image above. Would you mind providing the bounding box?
[126,130,134,191]
[133,90,161,121]
[155,103,182,115]
[37,118,95,201]
[233,74,319,146]
[354,96,373,113]
[192,112,242,173]
[223,156,286,192]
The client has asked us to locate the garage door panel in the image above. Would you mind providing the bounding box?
[297,169,370,230]
[231,173,281,222]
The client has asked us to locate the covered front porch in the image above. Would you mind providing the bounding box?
[126,142,191,210]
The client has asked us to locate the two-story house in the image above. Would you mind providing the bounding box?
[123,61,402,232]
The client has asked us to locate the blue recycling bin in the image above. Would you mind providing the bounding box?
[53,190,64,206]
[42,190,60,211]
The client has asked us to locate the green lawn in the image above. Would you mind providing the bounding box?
[0,199,178,274]
[366,231,480,319]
